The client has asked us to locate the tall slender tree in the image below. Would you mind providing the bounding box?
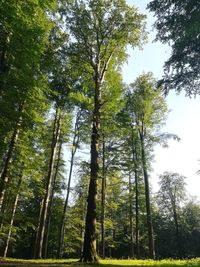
[129,73,168,259]
[34,107,62,259]
[1,169,23,257]
[43,138,63,259]
[66,0,146,261]
[57,109,83,258]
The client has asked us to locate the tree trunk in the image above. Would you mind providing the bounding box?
[43,139,63,258]
[80,123,99,262]
[80,75,101,262]
[0,186,11,233]
[2,173,23,257]
[101,133,106,259]
[80,176,89,256]
[131,125,140,258]
[173,205,181,257]
[57,149,75,258]
[0,103,24,212]
[135,169,140,259]
[57,111,80,259]
[139,131,155,259]
[34,108,61,259]
[33,199,44,259]
[128,173,134,258]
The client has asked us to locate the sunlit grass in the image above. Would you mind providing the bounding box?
[1,258,200,267]
[100,258,200,266]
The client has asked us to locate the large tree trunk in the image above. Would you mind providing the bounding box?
[131,125,140,258]
[2,172,23,257]
[101,133,106,259]
[0,103,24,212]
[57,111,80,259]
[80,75,101,262]
[34,108,61,259]
[139,130,155,259]
[43,139,63,259]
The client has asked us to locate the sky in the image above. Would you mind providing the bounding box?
[124,0,200,199]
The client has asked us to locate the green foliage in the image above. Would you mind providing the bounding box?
[129,73,168,134]
[0,0,57,160]
[0,0,200,261]
[157,172,187,217]
[148,0,200,95]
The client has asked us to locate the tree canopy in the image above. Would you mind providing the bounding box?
[0,0,200,262]
[148,0,200,96]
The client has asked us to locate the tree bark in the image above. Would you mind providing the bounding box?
[80,175,89,256]
[0,184,11,233]
[0,103,24,212]
[34,107,61,259]
[131,125,140,258]
[101,133,106,259]
[128,172,134,258]
[135,168,140,259]
[33,199,44,259]
[57,149,75,258]
[80,75,101,262]
[43,139,63,258]
[173,204,181,257]
[57,111,80,259]
[139,130,155,259]
[2,172,23,257]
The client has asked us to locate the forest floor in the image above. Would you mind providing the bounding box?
[1,258,200,267]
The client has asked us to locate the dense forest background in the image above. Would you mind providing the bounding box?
[0,0,200,262]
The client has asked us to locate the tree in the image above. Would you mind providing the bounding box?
[1,168,23,257]
[0,0,57,212]
[60,161,90,258]
[0,119,53,258]
[99,58,127,259]
[181,199,200,257]
[148,0,200,96]
[57,108,83,258]
[128,73,168,259]
[157,172,187,257]
[33,17,73,258]
[66,0,146,262]
[130,123,141,259]
[33,106,62,259]
[43,137,63,259]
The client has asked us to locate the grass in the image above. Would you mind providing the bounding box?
[0,258,76,265]
[1,258,200,267]
[101,259,200,266]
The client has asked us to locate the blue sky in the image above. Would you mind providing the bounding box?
[123,0,200,199]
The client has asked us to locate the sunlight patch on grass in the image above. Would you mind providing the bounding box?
[1,258,200,267]
[99,258,200,267]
